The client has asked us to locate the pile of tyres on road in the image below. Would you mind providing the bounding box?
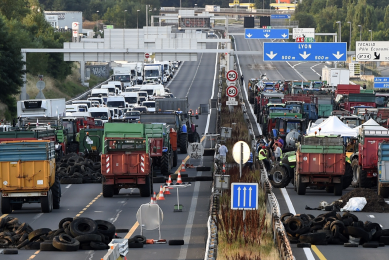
[0,216,116,251]
[282,211,389,248]
[56,153,102,184]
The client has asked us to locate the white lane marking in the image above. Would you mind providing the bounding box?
[186,53,204,97]
[204,36,219,134]
[232,35,262,135]
[33,213,43,219]
[118,201,125,204]
[286,61,307,81]
[109,209,122,223]
[85,250,95,260]
[94,211,103,212]
[165,61,185,89]
[310,63,322,76]
[178,172,202,260]
[369,215,375,218]
[66,184,72,189]
[281,189,316,259]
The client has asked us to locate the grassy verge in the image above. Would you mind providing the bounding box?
[217,67,280,260]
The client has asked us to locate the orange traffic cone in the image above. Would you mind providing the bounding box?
[153,192,157,204]
[176,171,183,184]
[181,161,186,172]
[196,109,198,115]
[222,164,226,174]
[167,175,172,185]
[157,186,165,200]
[164,185,171,195]
[150,194,155,204]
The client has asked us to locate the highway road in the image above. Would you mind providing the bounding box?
[231,24,389,260]
[0,42,217,260]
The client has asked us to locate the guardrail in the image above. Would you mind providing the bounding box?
[160,7,294,14]
[65,76,111,105]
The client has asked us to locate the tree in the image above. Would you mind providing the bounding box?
[0,15,24,112]
[294,13,316,29]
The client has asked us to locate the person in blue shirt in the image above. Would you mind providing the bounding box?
[277,136,284,148]
[245,152,253,170]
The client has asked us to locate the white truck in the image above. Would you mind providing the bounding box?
[144,64,163,83]
[122,92,139,108]
[113,67,132,88]
[89,107,110,123]
[321,67,349,87]
[17,99,66,118]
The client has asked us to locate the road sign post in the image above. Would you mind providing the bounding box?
[232,141,250,179]
[374,77,389,89]
[356,41,389,61]
[263,42,347,62]
[245,28,289,39]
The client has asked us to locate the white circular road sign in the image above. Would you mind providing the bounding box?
[232,141,250,164]
[226,85,238,98]
[226,70,238,82]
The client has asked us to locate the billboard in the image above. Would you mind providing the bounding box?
[178,17,211,29]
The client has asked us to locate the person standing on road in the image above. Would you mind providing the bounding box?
[274,143,282,162]
[277,136,284,149]
[241,75,244,85]
[219,142,228,164]
[258,145,270,170]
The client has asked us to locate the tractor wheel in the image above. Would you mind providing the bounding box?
[270,165,291,188]
[179,134,188,154]
[351,159,360,188]
[161,152,170,176]
[139,175,151,197]
[343,163,353,189]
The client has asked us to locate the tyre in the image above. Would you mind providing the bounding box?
[40,241,58,251]
[344,243,358,247]
[70,218,98,237]
[12,203,23,210]
[173,150,178,167]
[59,218,73,229]
[269,165,290,188]
[139,175,151,197]
[3,249,18,254]
[346,226,370,243]
[280,213,294,224]
[59,234,76,244]
[28,228,52,241]
[343,163,353,189]
[75,234,102,243]
[351,159,360,188]
[297,174,306,195]
[1,197,11,214]
[102,184,114,197]
[379,236,389,245]
[168,240,184,245]
[41,190,53,213]
[51,176,61,209]
[378,182,389,198]
[90,241,109,250]
[17,239,29,249]
[80,243,94,250]
[343,212,358,222]
[52,236,80,251]
[95,220,116,240]
[325,186,334,193]
[299,233,327,245]
[113,188,120,195]
[194,132,200,143]
[15,223,28,234]
[334,179,343,196]
[161,152,171,176]
[60,178,82,184]
[313,216,326,226]
[284,217,304,236]
[359,169,371,188]
[297,243,311,248]
[179,133,188,154]
[363,242,379,248]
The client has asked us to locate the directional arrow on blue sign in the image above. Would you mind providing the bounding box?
[271,14,291,19]
[374,77,389,88]
[245,28,289,39]
[263,42,347,62]
[231,183,258,210]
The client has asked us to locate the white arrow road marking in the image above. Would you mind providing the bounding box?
[282,33,287,38]
[264,33,270,38]
[246,33,252,38]
[243,187,247,207]
[299,51,311,60]
[237,187,241,207]
[266,51,277,59]
[249,187,252,207]
[333,51,344,59]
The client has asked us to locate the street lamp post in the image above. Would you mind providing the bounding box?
[137,10,140,48]
[369,29,372,41]
[96,10,99,32]
[358,25,362,41]
[347,21,351,51]
[124,10,127,28]
[336,21,341,42]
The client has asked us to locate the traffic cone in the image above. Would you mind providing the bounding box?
[181,161,186,172]
[222,164,226,174]
[167,175,172,185]
[150,194,155,204]
[196,109,198,115]
[152,192,157,204]
[164,185,171,195]
[157,186,165,200]
[176,171,183,184]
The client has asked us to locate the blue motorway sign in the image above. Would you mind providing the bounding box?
[263,42,347,62]
[271,14,291,19]
[245,29,289,39]
[374,77,389,89]
[231,183,258,210]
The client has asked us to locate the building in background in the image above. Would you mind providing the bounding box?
[44,11,83,33]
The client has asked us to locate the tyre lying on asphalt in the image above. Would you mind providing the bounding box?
[283,210,387,246]
[0,216,121,251]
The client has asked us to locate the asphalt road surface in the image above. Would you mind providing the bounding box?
[0,42,217,260]
[231,24,389,260]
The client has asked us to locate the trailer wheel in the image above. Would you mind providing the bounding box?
[41,190,53,213]
[179,133,188,154]
[173,150,178,167]
[113,188,120,195]
[334,178,343,196]
[359,169,371,188]
[343,163,353,189]
[1,197,11,214]
[269,165,290,188]
[325,186,334,193]
[102,185,114,197]
[139,175,151,197]
[161,152,170,176]
[351,159,360,188]
[297,174,306,195]
[52,176,61,209]
[378,182,389,198]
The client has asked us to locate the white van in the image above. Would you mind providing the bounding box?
[101,84,118,96]
[139,84,165,100]
[109,108,124,119]
[106,96,126,109]
[90,89,109,98]
[87,97,105,106]
[122,92,139,108]
[108,81,123,91]
[72,100,92,108]
[66,104,88,113]
[125,86,141,92]
[89,107,110,123]
[142,101,156,112]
